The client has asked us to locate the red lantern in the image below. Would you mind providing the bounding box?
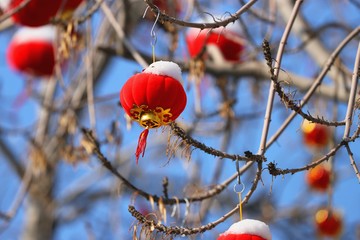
[120,61,187,163]
[186,26,246,62]
[315,208,342,237]
[217,219,272,240]
[6,26,56,77]
[0,0,63,27]
[302,120,329,148]
[306,163,331,192]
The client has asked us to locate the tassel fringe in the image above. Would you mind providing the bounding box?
[135,128,149,164]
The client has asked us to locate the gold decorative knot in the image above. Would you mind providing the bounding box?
[130,105,173,129]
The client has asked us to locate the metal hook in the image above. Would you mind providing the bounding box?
[233,156,245,192]
[235,156,241,185]
[182,198,190,226]
[142,4,161,47]
[234,182,245,193]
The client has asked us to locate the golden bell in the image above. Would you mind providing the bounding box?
[139,112,161,129]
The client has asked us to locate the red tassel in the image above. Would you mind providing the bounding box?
[135,128,149,164]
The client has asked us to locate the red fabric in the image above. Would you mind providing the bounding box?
[7,40,55,76]
[303,124,329,147]
[186,29,245,62]
[217,233,267,240]
[8,0,63,26]
[306,164,330,191]
[120,73,187,123]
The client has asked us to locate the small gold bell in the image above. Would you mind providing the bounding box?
[139,112,161,129]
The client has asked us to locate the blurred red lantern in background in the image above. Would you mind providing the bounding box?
[0,0,63,26]
[302,120,329,149]
[0,0,84,26]
[217,219,272,240]
[120,61,187,163]
[186,26,246,63]
[144,0,182,20]
[6,26,56,77]
[306,163,331,192]
[315,208,343,237]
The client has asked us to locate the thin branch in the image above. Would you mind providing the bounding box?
[128,161,263,236]
[81,127,255,204]
[0,138,24,178]
[144,0,258,29]
[86,14,96,131]
[343,41,360,139]
[0,0,31,23]
[0,163,32,231]
[170,122,266,162]
[344,143,360,184]
[262,39,345,127]
[266,26,360,150]
[98,45,355,103]
[97,0,149,68]
[268,140,345,176]
[258,0,304,156]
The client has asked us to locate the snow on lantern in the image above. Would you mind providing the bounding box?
[6,25,56,77]
[120,61,187,163]
[315,208,343,237]
[302,120,329,149]
[306,163,331,192]
[186,23,246,63]
[217,219,272,240]
[0,0,63,27]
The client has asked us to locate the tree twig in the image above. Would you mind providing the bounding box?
[343,41,360,139]
[258,0,304,156]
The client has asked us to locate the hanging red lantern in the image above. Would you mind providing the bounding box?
[315,208,343,237]
[306,163,331,192]
[0,0,64,27]
[217,219,272,240]
[120,61,187,163]
[6,26,56,77]
[302,120,329,149]
[186,25,246,62]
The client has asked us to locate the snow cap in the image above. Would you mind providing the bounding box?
[12,25,56,45]
[0,0,11,10]
[143,61,184,85]
[222,219,272,240]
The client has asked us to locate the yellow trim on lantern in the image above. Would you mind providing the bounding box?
[315,209,329,224]
[130,105,173,129]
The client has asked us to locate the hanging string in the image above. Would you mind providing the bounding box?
[143,5,160,63]
[234,158,244,221]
